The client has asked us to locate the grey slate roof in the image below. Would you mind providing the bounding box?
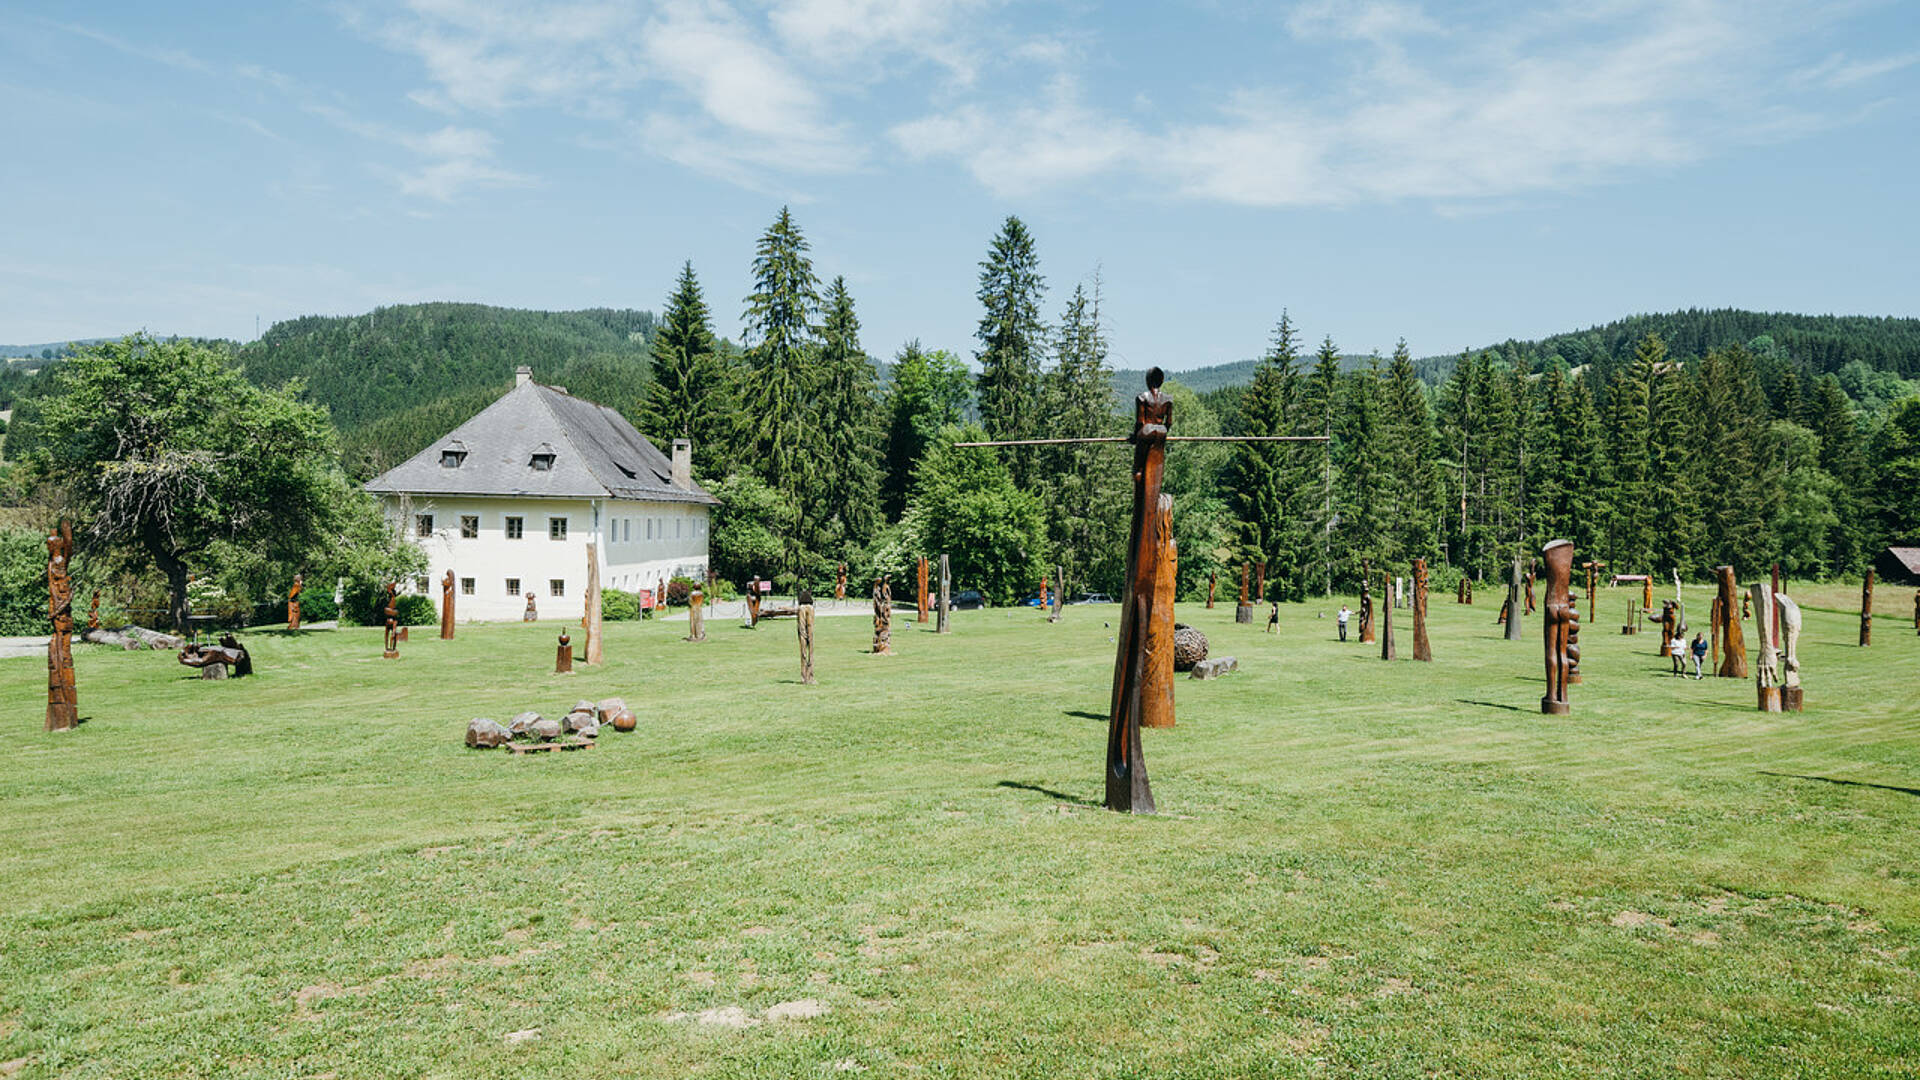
[363,380,718,505]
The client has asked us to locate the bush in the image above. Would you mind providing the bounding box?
[342,588,436,626]
[0,527,47,635]
[395,595,436,626]
[600,588,640,621]
[267,589,340,625]
[666,576,695,606]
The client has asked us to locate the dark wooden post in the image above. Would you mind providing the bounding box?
[381,582,400,660]
[1206,571,1216,609]
[46,522,78,732]
[1504,558,1524,641]
[1358,559,1376,644]
[440,569,456,640]
[1860,570,1873,646]
[1104,370,1173,814]
[1411,558,1432,662]
[1541,540,1575,715]
[937,555,951,634]
[1716,566,1747,677]
[797,587,816,685]
[555,630,573,673]
[1235,562,1252,624]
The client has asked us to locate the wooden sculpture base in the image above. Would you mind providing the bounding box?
[1757,686,1782,712]
[1235,604,1253,624]
[1541,699,1570,716]
[383,650,398,660]
[1781,687,1803,712]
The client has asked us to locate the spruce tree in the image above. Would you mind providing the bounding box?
[1379,339,1438,564]
[1042,282,1125,589]
[1602,334,1661,572]
[641,261,733,478]
[1225,313,1300,600]
[975,216,1047,480]
[1694,344,1769,574]
[881,341,970,521]
[1305,336,1342,594]
[740,206,822,574]
[1335,353,1389,584]
[813,276,882,563]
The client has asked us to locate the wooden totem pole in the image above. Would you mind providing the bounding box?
[937,554,952,634]
[836,563,847,603]
[917,556,931,623]
[1358,558,1376,644]
[872,576,893,655]
[1860,570,1873,646]
[797,586,816,685]
[46,522,78,732]
[287,573,304,632]
[1411,558,1432,662]
[440,569,456,640]
[1236,563,1252,624]
[1207,571,1216,610]
[1715,566,1747,678]
[1541,539,1576,715]
[1141,494,1177,730]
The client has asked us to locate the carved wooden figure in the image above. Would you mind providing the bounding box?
[1504,558,1524,641]
[1659,600,1678,657]
[46,521,78,732]
[288,573,304,631]
[1040,571,1050,614]
[1358,559,1375,644]
[555,630,573,673]
[1049,563,1063,623]
[1102,369,1173,813]
[1236,562,1252,624]
[686,587,706,642]
[747,575,763,628]
[872,576,893,655]
[1541,540,1577,715]
[523,591,538,621]
[938,554,952,633]
[382,582,400,659]
[1141,494,1177,729]
[1379,571,1396,660]
[1207,572,1216,609]
[797,586,816,685]
[1525,569,1536,614]
[1255,561,1267,606]
[1777,593,1803,711]
[88,591,100,632]
[440,569,456,640]
[917,556,931,623]
[1642,577,1653,613]
[1860,570,1873,646]
[1751,581,1781,711]
[836,563,846,602]
[1715,566,1747,678]
[1411,558,1432,662]
[584,544,603,664]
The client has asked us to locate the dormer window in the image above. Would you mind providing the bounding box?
[440,441,467,469]
[528,442,556,471]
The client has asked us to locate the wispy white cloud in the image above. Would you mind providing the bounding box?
[306,104,531,200]
[1791,49,1920,89]
[43,19,212,73]
[891,74,1138,196]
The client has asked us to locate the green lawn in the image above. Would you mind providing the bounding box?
[2,588,1917,1078]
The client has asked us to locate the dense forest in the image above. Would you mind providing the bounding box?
[4,211,1918,611]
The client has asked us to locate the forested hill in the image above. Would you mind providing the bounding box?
[238,303,660,433]
[1129,309,1920,398]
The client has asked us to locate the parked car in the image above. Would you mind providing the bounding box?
[952,589,987,610]
[1019,595,1045,607]
[1072,592,1115,604]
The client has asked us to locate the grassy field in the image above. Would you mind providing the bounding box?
[2,586,1917,1078]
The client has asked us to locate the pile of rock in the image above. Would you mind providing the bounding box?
[466,697,637,749]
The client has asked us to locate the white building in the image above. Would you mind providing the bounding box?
[365,366,717,621]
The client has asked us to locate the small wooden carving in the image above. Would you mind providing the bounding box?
[1541,540,1576,715]
[872,576,893,655]
[1411,558,1432,662]
[1525,568,1536,614]
[1860,570,1873,646]
[1715,566,1747,678]
[1207,571,1216,609]
[1040,571,1050,614]
[1751,581,1781,711]
[1777,593,1803,711]
[747,575,763,628]
[382,582,400,660]
[555,630,573,673]
[797,586,816,685]
[88,590,100,632]
[1379,571,1396,660]
[917,557,931,623]
[288,573,304,631]
[836,563,847,602]
[46,522,78,732]
[440,569,456,640]
[523,592,538,621]
[686,587,706,641]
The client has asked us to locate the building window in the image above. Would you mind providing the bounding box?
[415,513,434,538]
[676,518,682,539]
[505,516,523,539]
[460,577,474,595]
[460,515,479,538]
[647,518,653,540]
[549,517,568,541]
[550,579,566,597]
[506,577,521,596]
[529,443,557,471]
[440,450,466,468]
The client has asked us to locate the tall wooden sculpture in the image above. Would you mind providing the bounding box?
[747,575,763,627]
[872,576,893,655]
[1236,563,1252,624]
[1040,571,1050,613]
[287,573,304,631]
[797,586,816,685]
[584,544,603,664]
[1207,572,1216,609]
[1525,568,1536,614]
[937,554,952,634]
[1255,561,1267,606]
[1504,558,1524,641]
[1101,370,1174,813]
[1141,494,1177,730]
[1411,558,1432,662]
[46,522,78,732]
[1751,580,1781,711]
[1859,570,1873,646]
[836,563,846,603]
[1379,570,1397,660]
[1778,593,1803,711]
[88,591,100,632]
[440,569,456,640]
[381,583,400,660]
[1358,559,1376,644]
[917,556,931,623]
[1049,563,1063,623]
[686,587,706,642]
[1715,566,1747,678]
[1541,540,1576,714]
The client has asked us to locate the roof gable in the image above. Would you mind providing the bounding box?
[364,381,716,504]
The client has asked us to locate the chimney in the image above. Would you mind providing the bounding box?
[515,365,532,387]
[672,439,692,490]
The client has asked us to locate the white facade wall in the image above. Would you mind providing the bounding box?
[383,494,710,621]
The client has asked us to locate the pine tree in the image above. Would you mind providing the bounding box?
[740,206,822,574]
[641,261,733,478]
[1304,336,1342,595]
[881,341,970,521]
[1694,344,1769,574]
[813,276,882,565]
[1645,362,1702,577]
[1807,374,1868,571]
[1334,353,1389,584]
[1379,339,1438,564]
[1602,334,1661,572]
[1041,282,1125,589]
[975,216,1047,480]
[1225,313,1300,600]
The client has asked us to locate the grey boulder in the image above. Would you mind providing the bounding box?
[508,711,543,737]
[531,718,564,741]
[466,717,513,748]
[1189,656,1238,679]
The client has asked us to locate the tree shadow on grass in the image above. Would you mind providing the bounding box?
[1455,699,1525,712]
[1062,710,1106,721]
[1759,772,1920,799]
[996,780,1101,808]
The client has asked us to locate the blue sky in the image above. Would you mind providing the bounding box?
[2,1,1915,369]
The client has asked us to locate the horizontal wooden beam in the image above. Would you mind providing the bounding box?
[953,435,1331,447]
